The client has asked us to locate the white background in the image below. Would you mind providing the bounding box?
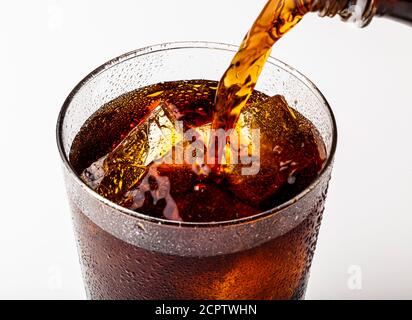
[0,0,411,300]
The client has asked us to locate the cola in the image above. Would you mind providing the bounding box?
[72,80,326,223]
[67,80,330,299]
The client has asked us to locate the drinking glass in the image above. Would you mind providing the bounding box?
[57,41,337,300]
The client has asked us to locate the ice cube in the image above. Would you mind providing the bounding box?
[81,100,181,203]
[222,95,326,209]
[81,94,325,221]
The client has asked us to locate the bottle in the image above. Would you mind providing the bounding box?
[315,0,412,27]
[212,0,412,134]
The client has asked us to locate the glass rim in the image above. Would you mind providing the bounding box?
[56,41,337,228]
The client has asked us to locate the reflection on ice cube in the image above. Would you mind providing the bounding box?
[81,100,179,201]
[80,98,263,221]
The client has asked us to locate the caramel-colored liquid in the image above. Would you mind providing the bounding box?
[67,0,331,300]
[213,0,311,130]
[69,81,328,299]
[71,80,326,222]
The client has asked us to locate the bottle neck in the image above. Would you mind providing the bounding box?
[375,0,412,25]
[311,0,378,27]
[312,0,412,27]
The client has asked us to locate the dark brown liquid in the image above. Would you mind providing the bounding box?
[69,80,328,301]
[71,80,326,223]
[66,0,338,300]
[70,197,326,299]
[213,0,312,131]
[69,80,328,299]
[72,0,327,223]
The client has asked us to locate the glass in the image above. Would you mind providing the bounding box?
[57,41,337,300]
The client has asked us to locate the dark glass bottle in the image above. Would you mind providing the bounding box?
[314,0,412,27]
